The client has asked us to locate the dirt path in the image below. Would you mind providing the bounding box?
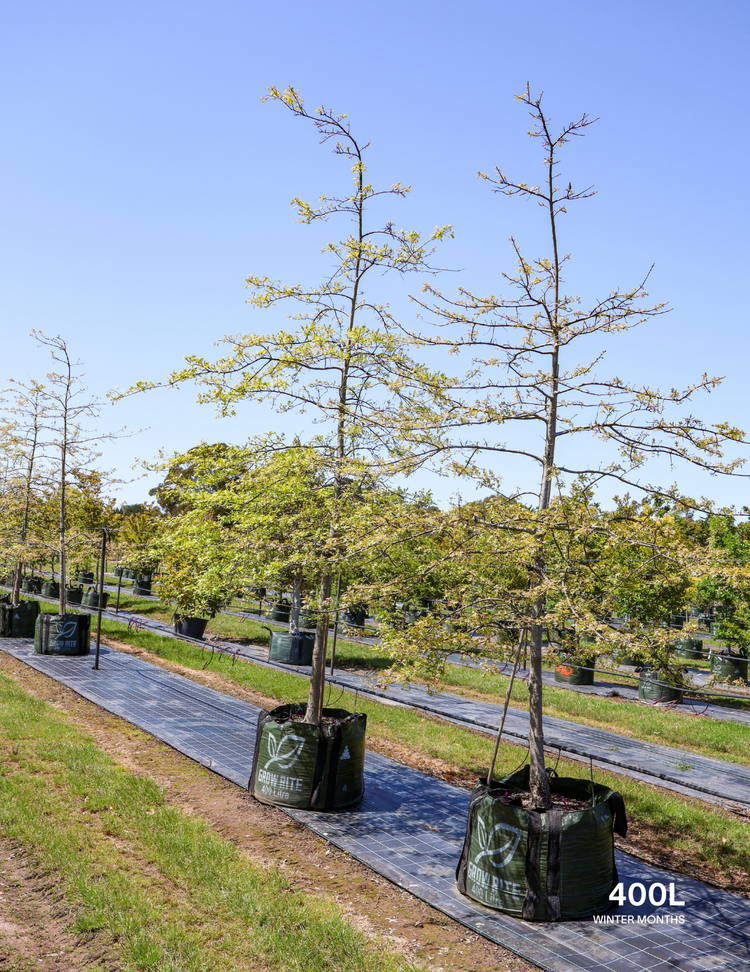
[0,650,534,972]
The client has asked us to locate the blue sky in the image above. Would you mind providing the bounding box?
[1,1,748,508]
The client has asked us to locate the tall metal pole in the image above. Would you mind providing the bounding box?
[93,528,107,671]
[329,573,342,676]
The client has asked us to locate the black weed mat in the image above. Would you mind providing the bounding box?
[1,637,749,972]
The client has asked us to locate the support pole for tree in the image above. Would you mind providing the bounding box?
[94,529,107,671]
[115,568,122,615]
[329,573,342,676]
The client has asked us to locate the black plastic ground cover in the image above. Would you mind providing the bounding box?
[7,586,750,805]
[1,637,749,972]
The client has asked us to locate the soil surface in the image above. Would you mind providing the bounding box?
[0,648,533,972]
[0,837,115,971]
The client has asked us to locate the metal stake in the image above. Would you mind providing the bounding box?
[94,528,107,671]
[329,573,342,676]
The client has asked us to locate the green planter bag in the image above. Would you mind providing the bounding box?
[456,766,627,921]
[65,586,83,605]
[41,580,60,598]
[265,601,291,623]
[250,703,366,810]
[268,632,314,665]
[34,614,91,655]
[82,589,109,609]
[554,657,595,686]
[638,667,684,704]
[709,649,749,685]
[0,600,41,638]
[673,638,704,661]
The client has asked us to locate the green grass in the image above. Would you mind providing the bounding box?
[0,673,424,972]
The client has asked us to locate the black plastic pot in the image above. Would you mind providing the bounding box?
[269,631,314,665]
[41,580,60,599]
[174,615,209,639]
[709,650,749,685]
[638,667,684,704]
[34,613,91,656]
[77,571,95,585]
[0,600,40,638]
[265,601,291,624]
[554,657,595,686]
[456,766,627,921]
[342,607,366,629]
[65,586,83,605]
[673,638,704,661]
[82,589,110,609]
[132,577,152,596]
[250,703,366,810]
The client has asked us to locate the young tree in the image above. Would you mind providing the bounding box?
[128,88,449,724]
[0,380,47,604]
[396,86,747,807]
[33,333,119,615]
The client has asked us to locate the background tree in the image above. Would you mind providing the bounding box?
[0,380,47,603]
[33,333,120,615]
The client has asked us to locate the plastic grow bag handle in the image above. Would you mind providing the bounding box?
[608,792,628,837]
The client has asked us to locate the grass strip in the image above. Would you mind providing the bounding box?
[0,673,424,972]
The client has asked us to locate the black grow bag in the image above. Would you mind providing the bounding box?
[250,703,366,810]
[638,667,684,704]
[65,586,83,605]
[41,580,60,599]
[0,600,40,638]
[456,766,627,921]
[174,615,208,639]
[269,631,314,665]
[709,649,749,685]
[21,577,42,594]
[673,638,705,661]
[34,613,91,655]
[554,657,595,686]
[82,589,109,609]
[265,601,291,623]
[77,571,95,585]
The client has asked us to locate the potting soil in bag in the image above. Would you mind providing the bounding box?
[250,704,366,810]
[456,766,627,921]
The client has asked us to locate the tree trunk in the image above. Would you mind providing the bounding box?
[12,562,22,606]
[305,572,331,724]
